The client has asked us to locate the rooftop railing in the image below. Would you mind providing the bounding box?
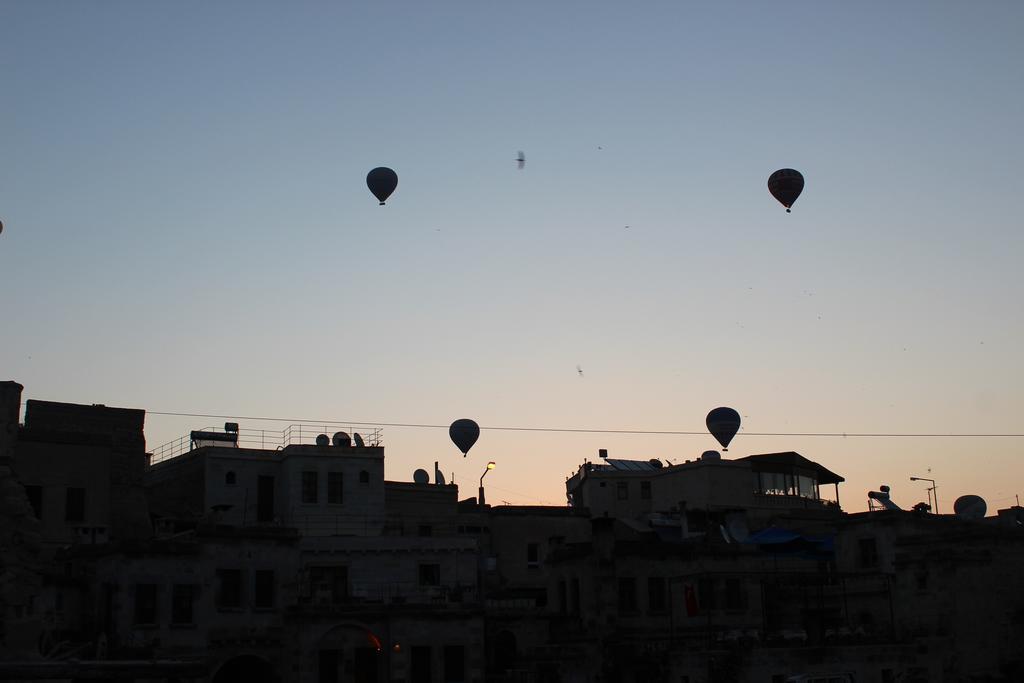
[148,424,383,465]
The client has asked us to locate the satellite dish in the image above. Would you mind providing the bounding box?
[449,419,480,457]
[701,450,722,461]
[315,434,330,446]
[332,431,351,447]
[353,433,365,447]
[413,469,430,484]
[725,513,750,543]
[435,470,446,485]
[953,495,987,520]
[649,458,663,468]
[706,407,741,451]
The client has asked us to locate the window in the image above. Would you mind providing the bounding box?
[648,577,666,612]
[698,578,716,609]
[225,471,236,486]
[216,569,243,609]
[797,474,817,499]
[418,563,440,587]
[302,471,318,504]
[443,645,465,683]
[617,482,628,500]
[134,584,158,624]
[527,542,540,568]
[25,485,42,520]
[858,538,878,568]
[618,577,637,613]
[328,472,343,504]
[171,584,195,624]
[725,578,746,609]
[256,475,274,522]
[418,524,432,537]
[310,566,348,604]
[254,570,275,608]
[65,487,85,522]
[640,481,651,500]
[359,470,370,484]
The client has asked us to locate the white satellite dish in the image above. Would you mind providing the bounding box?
[725,514,750,543]
[953,494,987,520]
[413,469,429,484]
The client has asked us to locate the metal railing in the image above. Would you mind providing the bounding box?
[148,424,383,465]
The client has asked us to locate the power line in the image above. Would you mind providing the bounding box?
[138,409,1024,439]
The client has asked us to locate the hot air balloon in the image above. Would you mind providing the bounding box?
[706,407,741,451]
[768,168,804,213]
[449,419,480,457]
[367,167,398,205]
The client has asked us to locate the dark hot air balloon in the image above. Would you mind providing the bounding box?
[768,168,804,213]
[449,418,480,457]
[367,167,398,205]
[706,407,741,451]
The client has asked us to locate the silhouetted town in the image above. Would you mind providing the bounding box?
[1,380,1022,682]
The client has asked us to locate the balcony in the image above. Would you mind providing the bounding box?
[148,423,383,464]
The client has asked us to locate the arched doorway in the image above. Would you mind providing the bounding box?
[212,654,274,683]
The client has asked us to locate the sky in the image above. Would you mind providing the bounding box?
[2,1,1022,512]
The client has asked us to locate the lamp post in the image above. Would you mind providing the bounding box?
[910,476,938,514]
[479,461,496,507]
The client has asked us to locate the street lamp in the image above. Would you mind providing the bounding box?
[910,476,938,514]
[479,461,496,507]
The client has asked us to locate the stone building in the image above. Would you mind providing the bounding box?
[2,382,1023,682]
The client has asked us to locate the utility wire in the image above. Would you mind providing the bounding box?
[137,409,1024,438]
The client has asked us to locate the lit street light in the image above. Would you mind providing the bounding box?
[479,461,496,507]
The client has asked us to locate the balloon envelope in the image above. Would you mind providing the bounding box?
[706,407,741,450]
[367,167,398,205]
[768,168,804,212]
[449,419,480,456]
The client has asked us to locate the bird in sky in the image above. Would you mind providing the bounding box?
[516,151,525,170]
[577,365,584,377]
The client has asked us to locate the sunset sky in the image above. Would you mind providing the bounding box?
[2,1,1022,512]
